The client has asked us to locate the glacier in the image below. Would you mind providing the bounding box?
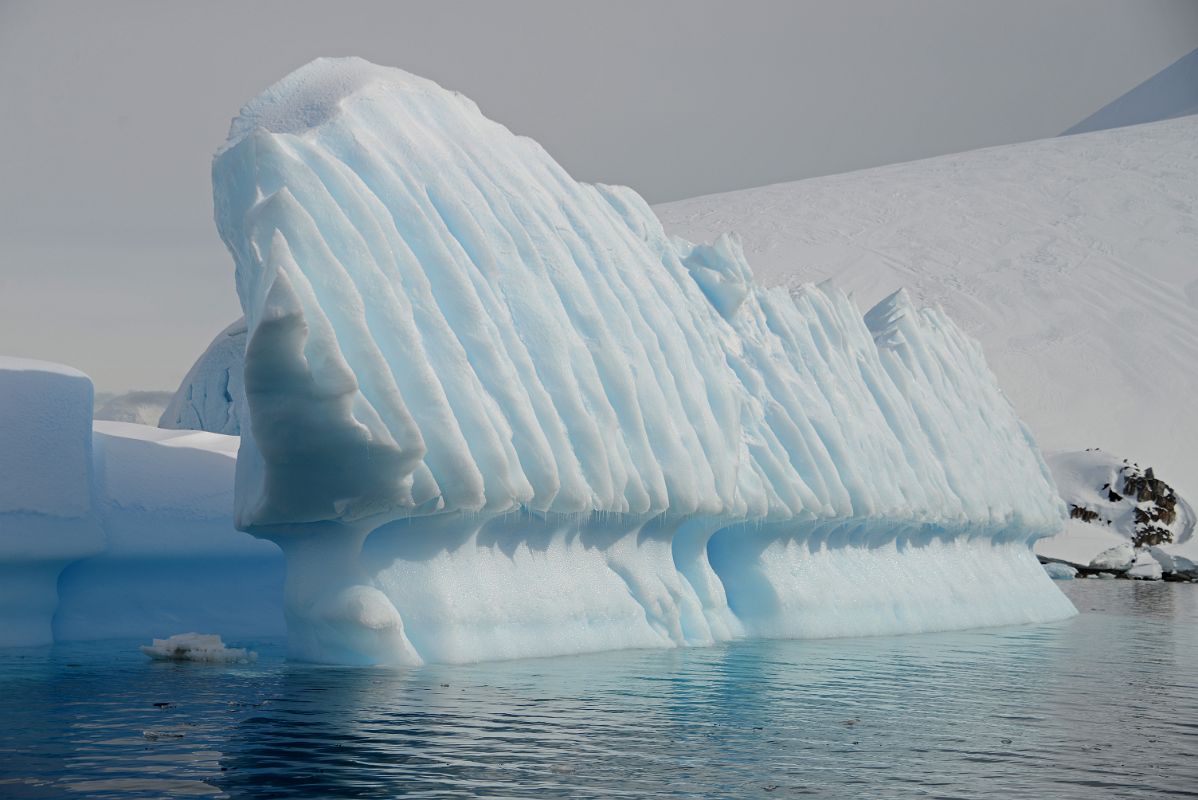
[203,57,1074,665]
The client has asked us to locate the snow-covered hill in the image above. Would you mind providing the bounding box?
[656,116,1198,503]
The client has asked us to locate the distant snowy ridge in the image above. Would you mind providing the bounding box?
[1064,48,1198,135]
[208,58,1073,665]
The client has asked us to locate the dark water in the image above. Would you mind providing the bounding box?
[1,580,1196,799]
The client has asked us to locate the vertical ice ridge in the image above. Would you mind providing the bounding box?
[337,141,557,508]
[277,137,490,509]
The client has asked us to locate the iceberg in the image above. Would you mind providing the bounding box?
[211,58,1075,665]
[140,632,256,663]
[160,318,248,435]
[0,358,103,646]
[54,420,285,642]
[0,359,284,644]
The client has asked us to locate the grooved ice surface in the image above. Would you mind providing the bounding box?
[657,115,1198,506]
[213,58,1074,664]
[160,318,247,436]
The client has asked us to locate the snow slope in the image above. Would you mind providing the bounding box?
[657,116,1198,505]
[211,58,1073,665]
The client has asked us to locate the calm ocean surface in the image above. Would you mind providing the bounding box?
[1,580,1195,799]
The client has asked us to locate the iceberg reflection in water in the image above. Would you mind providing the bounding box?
[1,581,1195,799]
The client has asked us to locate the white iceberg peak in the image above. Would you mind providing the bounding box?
[224,56,456,152]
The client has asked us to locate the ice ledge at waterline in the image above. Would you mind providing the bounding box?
[206,57,1074,664]
[277,515,1074,666]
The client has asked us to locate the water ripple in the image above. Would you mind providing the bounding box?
[0,581,1196,798]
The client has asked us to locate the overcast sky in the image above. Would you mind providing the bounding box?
[1,0,1196,391]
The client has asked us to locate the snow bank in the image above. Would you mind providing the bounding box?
[0,357,103,645]
[140,632,256,663]
[213,58,1074,665]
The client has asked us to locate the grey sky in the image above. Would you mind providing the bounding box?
[1,0,1196,391]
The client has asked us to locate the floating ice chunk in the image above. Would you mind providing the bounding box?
[0,359,282,646]
[1126,551,1163,580]
[1148,545,1197,576]
[140,633,256,663]
[1042,562,1077,580]
[1089,543,1134,572]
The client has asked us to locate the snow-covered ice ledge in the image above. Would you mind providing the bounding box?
[215,58,1075,665]
[0,360,284,646]
[0,358,102,646]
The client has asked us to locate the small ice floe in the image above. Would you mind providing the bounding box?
[1042,562,1077,580]
[140,633,256,663]
[142,726,189,741]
